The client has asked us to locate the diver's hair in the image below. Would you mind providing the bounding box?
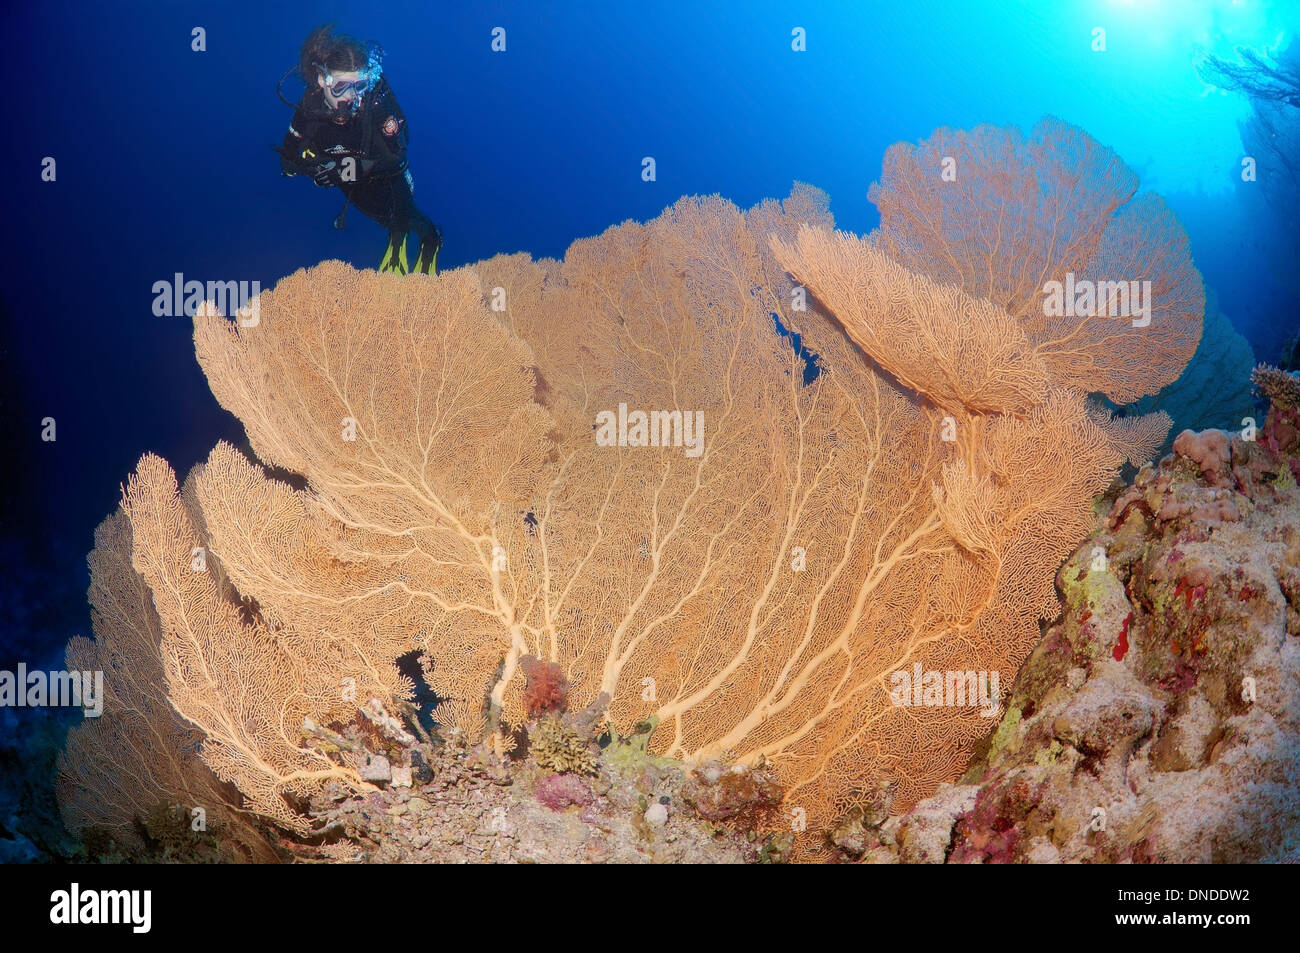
[297,23,370,82]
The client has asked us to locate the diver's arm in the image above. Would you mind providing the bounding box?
[276,124,343,187]
[277,109,323,176]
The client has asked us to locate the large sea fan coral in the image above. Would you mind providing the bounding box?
[59,120,1204,858]
[865,117,1203,403]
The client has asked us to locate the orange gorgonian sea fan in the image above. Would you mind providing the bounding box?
[59,119,1202,858]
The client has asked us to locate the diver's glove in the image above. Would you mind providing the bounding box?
[311,160,339,187]
[272,143,306,177]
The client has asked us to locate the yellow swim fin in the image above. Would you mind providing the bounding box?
[379,234,409,274]
[414,230,441,276]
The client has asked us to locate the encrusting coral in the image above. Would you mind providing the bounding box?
[58,117,1204,859]
[534,773,594,811]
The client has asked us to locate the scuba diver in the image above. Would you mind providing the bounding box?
[275,25,441,275]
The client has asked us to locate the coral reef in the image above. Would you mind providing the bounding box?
[304,727,766,864]
[58,117,1204,859]
[845,395,1300,863]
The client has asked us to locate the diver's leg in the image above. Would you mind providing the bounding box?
[343,180,409,273]
[385,175,441,275]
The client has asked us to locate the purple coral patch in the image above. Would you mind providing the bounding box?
[535,773,593,811]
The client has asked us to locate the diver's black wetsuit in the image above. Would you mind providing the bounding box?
[278,79,439,262]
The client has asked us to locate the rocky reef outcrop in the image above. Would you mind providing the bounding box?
[844,371,1300,863]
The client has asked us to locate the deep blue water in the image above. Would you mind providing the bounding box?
[1,3,1298,843]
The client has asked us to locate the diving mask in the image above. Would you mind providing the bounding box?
[322,73,371,98]
[316,64,374,115]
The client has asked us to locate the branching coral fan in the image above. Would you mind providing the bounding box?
[58,117,1202,857]
[56,512,278,860]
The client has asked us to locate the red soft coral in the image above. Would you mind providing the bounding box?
[519,655,568,717]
